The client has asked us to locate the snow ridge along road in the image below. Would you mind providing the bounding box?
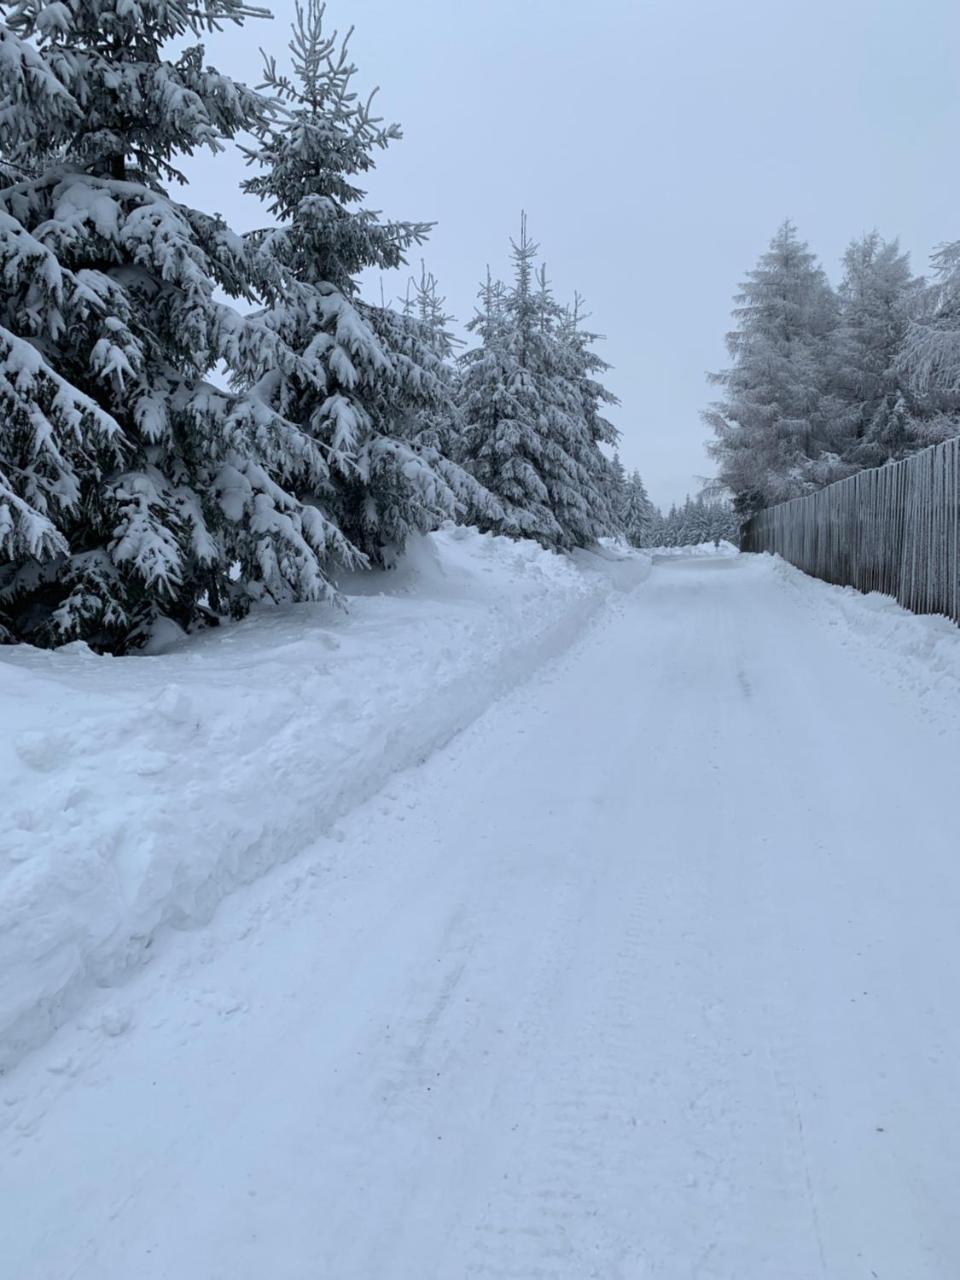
[0,527,648,1070]
[4,551,960,1278]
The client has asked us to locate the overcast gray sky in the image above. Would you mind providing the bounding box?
[184,0,960,509]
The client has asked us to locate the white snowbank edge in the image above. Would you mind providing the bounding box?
[0,528,650,1070]
[765,551,960,722]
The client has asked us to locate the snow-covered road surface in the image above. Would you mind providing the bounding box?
[4,552,960,1279]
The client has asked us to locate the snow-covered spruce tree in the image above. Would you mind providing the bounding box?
[897,240,960,447]
[0,0,353,651]
[654,509,669,544]
[647,493,738,548]
[690,494,738,546]
[460,235,563,546]
[527,268,620,546]
[619,470,654,547]
[660,504,678,545]
[705,498,740,545]
[673,497,699,546]
[391,264,506,530]
[460,219,619,550]
[238,1,481,566]
[704,220,840,515]
[556,290,621,538]
[458,267,541,539]
[832,232,923,467]
[609,451,627,526]
[650,497,684,548]
[659,499,692,547]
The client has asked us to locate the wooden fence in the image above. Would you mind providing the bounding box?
[740,436,960,624]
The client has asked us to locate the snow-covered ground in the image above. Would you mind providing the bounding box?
[0,526,648,1071]
[4,549,960,1278]
[649,538,740,558]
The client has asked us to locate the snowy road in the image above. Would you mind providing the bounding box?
[4,553,960,1279]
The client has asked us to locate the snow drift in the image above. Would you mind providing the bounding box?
[649,539,740,558]
[769,552,960,725]
[0,526,650,1069]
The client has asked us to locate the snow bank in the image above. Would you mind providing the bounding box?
[0,527,650,1069]
[649,540,740,558]
[766,553,960,729]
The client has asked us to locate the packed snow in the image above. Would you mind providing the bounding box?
[648,538,740,558]
[0,525,649,1071]
[2,4,957,1274]
[3,549,960,1278]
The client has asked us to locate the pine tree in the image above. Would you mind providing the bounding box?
[458,267,534,539]
[395,264,506,531]
[702,496,740,546]
[640,494,735,548]
[898,240,960,447]
[832,232,922,467]
[610,452,627,528]
[646,492,739,548]
[705,220,840,515]
[0,0,348,651]
[663,504,679,546]
[460,218,619,550]
[620,471,654,546]
[237,0,477,569]
[557,292,621,539]
[461,222,563,546]
[673,495,696,546]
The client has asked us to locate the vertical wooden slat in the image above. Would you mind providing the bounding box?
[739,438,960,625]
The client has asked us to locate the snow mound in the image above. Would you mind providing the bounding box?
[650,540,740,558]
[0,527,650,1069]
[766,552,960,729]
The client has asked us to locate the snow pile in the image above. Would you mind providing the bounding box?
[768,553,960,728]
[0,527,650,1069]
[650,540,740,558]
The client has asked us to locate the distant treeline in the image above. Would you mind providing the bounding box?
[611,466,739,548]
